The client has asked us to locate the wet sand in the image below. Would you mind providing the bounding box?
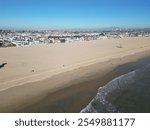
[18,65,117,113]
[19,51,150,113]
[0,50,150,112]
[1,37,150,90]
[0,37,150,112]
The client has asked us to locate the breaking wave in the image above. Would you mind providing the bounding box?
[81,63,150,113]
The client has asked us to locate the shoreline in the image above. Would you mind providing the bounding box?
[20,50,150,113]
[0,49,150,112]
[1,37,150,91]
[0,37,150,112]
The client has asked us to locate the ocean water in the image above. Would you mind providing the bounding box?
[81,57,150,113]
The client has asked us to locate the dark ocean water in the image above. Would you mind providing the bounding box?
[81,57,150,113]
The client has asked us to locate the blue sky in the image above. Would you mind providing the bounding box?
[0,0,150,29]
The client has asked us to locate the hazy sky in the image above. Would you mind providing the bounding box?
[0,0,150,29]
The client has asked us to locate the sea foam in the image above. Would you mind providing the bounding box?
[81,63,150,113]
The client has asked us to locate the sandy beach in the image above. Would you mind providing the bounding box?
[0,37,150,112]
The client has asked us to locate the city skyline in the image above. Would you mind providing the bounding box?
[0,0,150,30]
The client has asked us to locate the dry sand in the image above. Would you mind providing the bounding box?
[0,37,150,112]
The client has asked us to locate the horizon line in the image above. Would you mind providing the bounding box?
[1,26,150,31]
